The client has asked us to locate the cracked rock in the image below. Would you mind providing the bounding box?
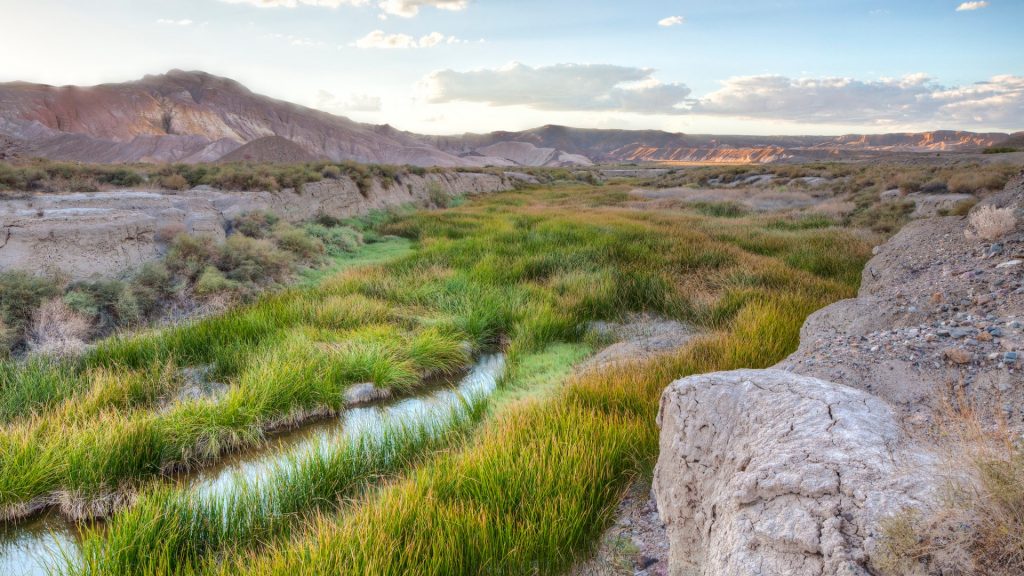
[653,369,937,576]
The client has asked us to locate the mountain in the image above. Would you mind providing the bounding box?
[0,70,1012,166]
[0,70,468,166]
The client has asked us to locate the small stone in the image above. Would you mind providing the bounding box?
[1005,352,1021,364]
[930,292,943,305]
[978,331,993,342]
[944,348,973,365]
[950,328,973,339]
[996,260,1022,269]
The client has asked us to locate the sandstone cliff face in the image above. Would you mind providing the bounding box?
[654,370,936,576]
[0,172,511,279]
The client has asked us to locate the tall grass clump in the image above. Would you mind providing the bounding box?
[70,394,490,576]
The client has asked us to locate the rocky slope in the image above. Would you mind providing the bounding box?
[0,71,1011,167]
[653,173,1023,575]
[0,70,468,166]
[0,171,512,279]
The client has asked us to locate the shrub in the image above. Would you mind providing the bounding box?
[158,174,190,191]
[304,224,362,256]
[273,224,325,260]
[155,222,187,244]
[948,170,1013,194]
[218,235,294,284]
[63,290,99,317]
[114,289,142,326]
[165,235,220,281]
[966,205,1018,241]
[130,263,175,317]
[27,299,91,357]
[427,183,451,208]
[98,168,144,188]
[983,147,1018,154]
[877,404,1024,575]
[0,271,61,335]
[232,211,279,239]
[195,266,240,297]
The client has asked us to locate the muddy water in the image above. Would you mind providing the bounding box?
[0,354,505,576]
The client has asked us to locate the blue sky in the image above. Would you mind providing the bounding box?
[1,0,1021,134]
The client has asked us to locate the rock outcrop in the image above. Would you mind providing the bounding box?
[654,369,936,576]
[778,174,1023,426]
[0,171,512,279]
[653,173,1023,575]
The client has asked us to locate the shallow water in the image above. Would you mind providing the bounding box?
[0,354,504,576]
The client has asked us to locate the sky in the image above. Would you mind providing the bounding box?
[0,0,1021,135]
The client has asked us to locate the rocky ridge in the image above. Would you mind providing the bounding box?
[0,171,512,279]
[652,172,1024,575]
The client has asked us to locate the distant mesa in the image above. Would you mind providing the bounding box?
[0,70,1013,166]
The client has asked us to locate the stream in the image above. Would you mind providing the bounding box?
[0,354,505,576]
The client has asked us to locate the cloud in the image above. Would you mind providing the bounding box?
[422,63,1023,127]
[956,1,989,11]
[658,16,685,27]
[316,90,382,112]
[266,32,324,46]
[352,29,464,48]
[423,63,692,114]
[220,0,369,7]
[689,73,1024,126]
[220,0,466,18]
[157,19,194,26]
[378,0,468,18]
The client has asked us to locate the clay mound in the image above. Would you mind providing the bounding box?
[218,136,324,164]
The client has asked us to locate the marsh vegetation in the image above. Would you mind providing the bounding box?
[0,181,872,575]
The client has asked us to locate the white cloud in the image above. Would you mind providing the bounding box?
[658,15,685,27]
[418,31,446,47]
[352,29,463,48]
[421,64,1023,127]
[423,62,692,114]
[956,1,989,11]
[316,90,382,112]
[378,0,468,18]
[156,19,194,26]
[266,32,324,46]
[220,0,369,7]
[690,73,1024,126]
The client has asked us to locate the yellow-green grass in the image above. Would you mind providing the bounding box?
[1,183,870,561]
[219,297,843,576]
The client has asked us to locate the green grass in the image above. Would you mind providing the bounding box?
[298,236,414,287]
[0,182,872,574]
[69,392,490,576]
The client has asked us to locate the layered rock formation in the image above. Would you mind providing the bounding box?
[0,171,511,279]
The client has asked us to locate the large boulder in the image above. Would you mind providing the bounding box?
[653,369,936,576]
